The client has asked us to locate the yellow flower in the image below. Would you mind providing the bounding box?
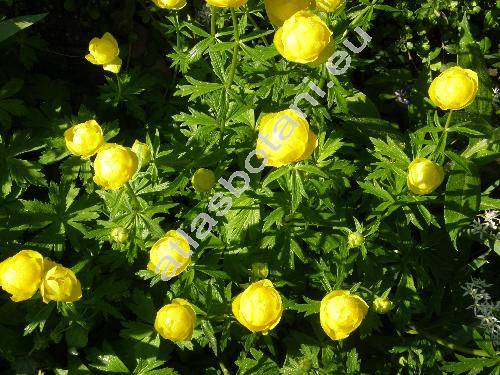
[148,230,191,280]
[0,250,44,302]
[132,140,152,168]
[407,158,444,195]
[152,0,187,9]
[64,120,105,158]
[40,260,82,304]
[205,0,247,8]
[85,32,122,74]
[320,290,368,340]
[191,168,216,192]
[428,66,478,110]
[274,10,332,64]
[264,0,311,26]
[315,0,344,12]
[232,279,283,334]
[154,298,196,341]
[373,297,393,314]
[93,144,138,190]
[256,109,317,167]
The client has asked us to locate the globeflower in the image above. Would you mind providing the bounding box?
[320,290,368,340]
[256,109,317,167]
[316,0,344,12]
[407,158,444,195]
[428,67,478,110]
[64,120,105,158]
[0,250,44,302]
[205,0,247,8]
[274,11,333,65]
[85,32,122,74]
[264,0,311,26]
[40,260,82,304]
[152,0,187,10]
[132,140,152,168]
[191,168,216,192]
[154,298,196,341]
[373,296,393,314]
[232,279,283,334]
[93,144,138,190]
[148,230,192,280]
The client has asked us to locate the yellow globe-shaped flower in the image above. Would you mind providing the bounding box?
[316,0,344,12]
[132,140,152,168]
[373,297,393,314]
[274,10,332,64]
[191,168,216,192]
[148,230,191,279]
[93,144,138,190]
[40,260,82,304]
[205,0,247,8]
[154,298,196,341]
[256,109,317,167]
[320,290,368,340]
[407,158,444,195]
[64,120,105,158]
[264,0,311,26]
[232,279,283,334]
[428,67,478,110]
[152,0,187,10]
[0,250,44,302]
[85,32,122,73]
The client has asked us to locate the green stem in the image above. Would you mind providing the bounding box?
[409,325,497,357]
[432,110,453,162]
[116,74,122,105]
[210,7,217,37]
[124,182,141,209]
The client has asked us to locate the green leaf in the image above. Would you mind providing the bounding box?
[0,13,48,42]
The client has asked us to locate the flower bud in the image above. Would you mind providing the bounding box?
[132,140,152,168]
[191,168,216,192]
[111,227,129,243]
[232,279,283,334]
[0,250,44,302]
[264,0,311,26]
[40,260,82,304]
[154,298,196,341]
[148,230,192,280]
[428,66,478,110]
[315,0,344,12]
[373,296,393,314]
[256,109,317,167]
[407,158,444,195]
[320,290,368,340]
[85,32,122,73]
[93,144,138,190]
[348,232,364,248]
[153,0,187,10]
[64,120,105,158]
[274,11,333,65]
[205,0,247,8]
[251,262,269,279]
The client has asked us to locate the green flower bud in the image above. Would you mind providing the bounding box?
[191,168,216,192]
[111,227,129,243]
[132,140,152,168]
[251,262,269,279]
[373,297,393,314]
[348,232,364,248]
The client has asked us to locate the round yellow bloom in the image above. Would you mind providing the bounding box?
[428,67,478,110]
[0,250,44,302]
[85,32,122,74]
[205,0,247,8]
[40,260,82,304]
[373,297,393,314]
[64,120,105,158]
[315,0,344,12]
[407,158,444,195]
[264,0,311,26]
[232,279,283,334]
[256,109,317,167]
[274,11,332,64]
[154,298,196,341]
[191,168,216,192]
[320,290,368,340]
[152,0,186,9]
[93,144,138,190]
[132,140,152,168]
[148,230,191,280]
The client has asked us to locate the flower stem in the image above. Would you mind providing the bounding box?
[116,74,122,105]
[432,110,453,162]
[210,6,217,37]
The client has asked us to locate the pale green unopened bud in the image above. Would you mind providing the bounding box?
[132,140,152,168]
[111,227,129,243]
[191,168,216,192]
[373,297,393,314]
[348,232,364,248]
[251,262,269,279]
